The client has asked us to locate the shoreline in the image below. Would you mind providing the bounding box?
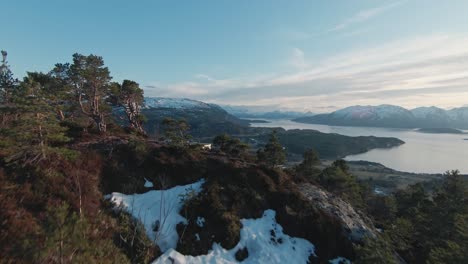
[323,159,468,192]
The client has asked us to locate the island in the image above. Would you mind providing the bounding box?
[241,119,270,124]
[249,129,405,160]
[416,128,465,134]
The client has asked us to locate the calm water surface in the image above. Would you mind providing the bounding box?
[253,120,468,174]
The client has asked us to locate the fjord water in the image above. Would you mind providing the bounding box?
[253,120,468,174]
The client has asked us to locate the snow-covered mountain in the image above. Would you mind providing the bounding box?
[447,107,468,121]
[144,97,213,110]
[410,106,451,128]
[411,106,448,119]
[294,105,468,129]
[142,97,251,137]
[333,105,413,120]
[144,98,312,120]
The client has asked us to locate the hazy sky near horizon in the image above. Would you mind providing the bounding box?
[3,0,468,112]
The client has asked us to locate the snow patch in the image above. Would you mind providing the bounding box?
[195,233,200,241]
[411,106,446,119]
[144,97,210,110]
[196,216,205,228]
[329,257,351,264]
[106,180,205,252]
[152,210,315,264]
[447,107,468,120]
[334,105,411,120]
[144,178,154,188]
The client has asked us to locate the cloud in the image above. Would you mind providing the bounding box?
[289,48,308,69]
[145,34,468,112]
[329,1,403,32]
[194,74,215,81]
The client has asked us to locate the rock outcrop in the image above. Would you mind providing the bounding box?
[298,183,376,242]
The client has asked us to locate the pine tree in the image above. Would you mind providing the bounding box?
[355,236,398,264]
[0,68,72,165]
[318,160,364,208]
[257,130,286,167]
[53,54,112,133]
[0,50,19,105]
[162,118,191,147]
[0,50,19,128]
[296,148,321,179]
[427,240,467,264]
[41,203,87,264]
[426,170,468,263]
[110,80,146,134]
[213,134,249,157]
[116,212,155,263]
[388,171,468,263]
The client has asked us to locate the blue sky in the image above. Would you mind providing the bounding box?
[3,0,468,112]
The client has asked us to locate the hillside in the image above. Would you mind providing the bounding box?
[102,143,365,263]
[142,97,253,137]
[294,104,468,129]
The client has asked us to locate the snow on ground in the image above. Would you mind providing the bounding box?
[329,257,351,264]
[144,178,154,188]
[108,181,349,263]
[106,180,205,252]
[153,210,316,264]
[196,216,205,227]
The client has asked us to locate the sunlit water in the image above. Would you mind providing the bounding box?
[252,120,468,174]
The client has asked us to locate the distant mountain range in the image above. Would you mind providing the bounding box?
[294,105,468,129]
[139,98,405,159]
[221,105,312,120]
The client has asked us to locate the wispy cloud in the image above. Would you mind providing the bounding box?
[145,34,468,112]
[289,48,308,70]
[329,1,404,32]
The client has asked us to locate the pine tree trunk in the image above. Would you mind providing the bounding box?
[58,109,65,121]
[59,228,64,264]
[124,101,145,134]
[96,113,106,133]
[37,114,46,160]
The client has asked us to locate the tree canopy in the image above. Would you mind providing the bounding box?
[257,130,286,167]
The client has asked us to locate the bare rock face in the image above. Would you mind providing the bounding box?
[298,183,376,242]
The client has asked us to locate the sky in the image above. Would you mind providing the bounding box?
[3,0,468,112]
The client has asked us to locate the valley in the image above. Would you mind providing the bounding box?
[141,98,404,160]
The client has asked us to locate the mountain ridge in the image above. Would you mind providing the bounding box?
[142,97,251,137]
[221,104,313,119]
[294,104,468,129]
